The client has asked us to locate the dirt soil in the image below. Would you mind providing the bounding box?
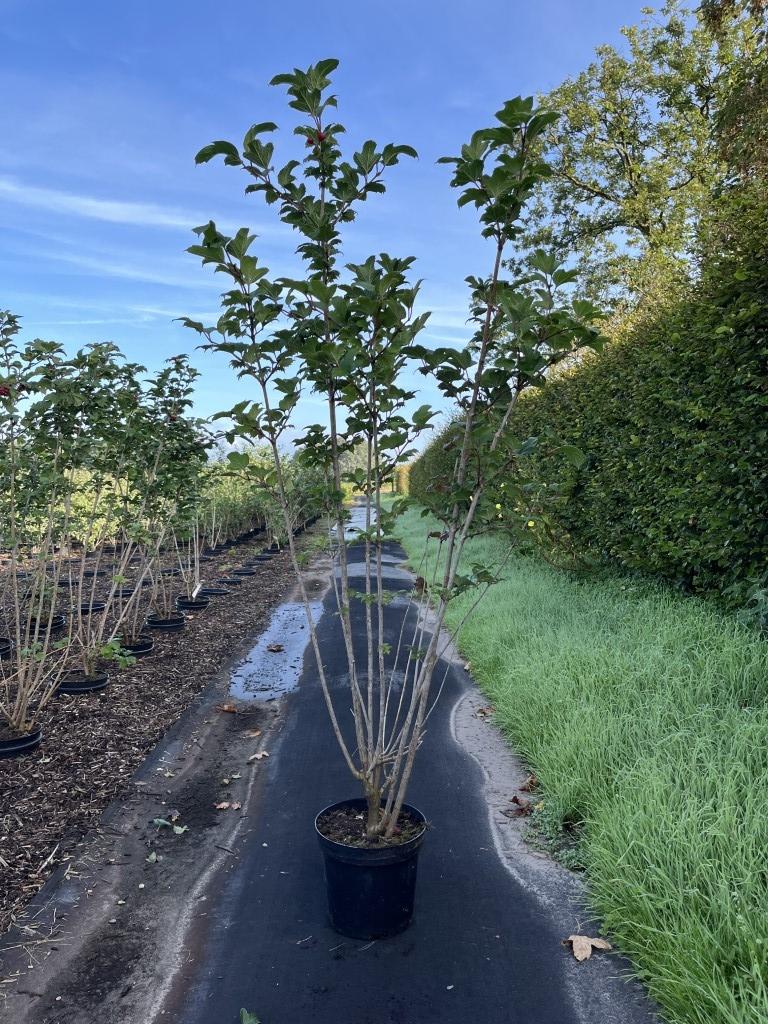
[0,533,303,939]
[316,804,424,847]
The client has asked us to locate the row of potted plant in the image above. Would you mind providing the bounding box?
[0,315,324,755]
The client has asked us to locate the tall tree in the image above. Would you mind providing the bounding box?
[518,2,762,312]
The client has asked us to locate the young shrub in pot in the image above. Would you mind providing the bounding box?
[188,62,605,936]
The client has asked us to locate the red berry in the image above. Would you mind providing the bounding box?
[316,131,326,143]
[0,385,10,397]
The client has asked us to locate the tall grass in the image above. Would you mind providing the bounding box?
[394,507,768,1024]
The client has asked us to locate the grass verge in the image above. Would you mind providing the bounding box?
[393,505,768,1024]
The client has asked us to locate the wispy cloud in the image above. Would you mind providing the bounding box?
[0,176,204,229]
[4,241,219,290]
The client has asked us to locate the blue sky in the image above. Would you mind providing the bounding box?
[1,0,644,427]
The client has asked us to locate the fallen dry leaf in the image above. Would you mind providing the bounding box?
[231,801,242,811]
[509,794,532,815]
[519,773,538,792]
[248,751,269,763]
[566,935,612,961]
[215,801,232,810]
[244,729,262,738]
[266,643,284,653]
[475,705,495,718]
[217,702,238,714]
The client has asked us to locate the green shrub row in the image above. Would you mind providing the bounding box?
[410,189,768,612]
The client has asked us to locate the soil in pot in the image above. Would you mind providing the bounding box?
[146,612,185,632]
[58,669,109,694]
[315,798,427,940]
[0,724,43,759]
[117,634,154,657]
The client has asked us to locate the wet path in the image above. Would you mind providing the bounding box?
[163,518,656,1024]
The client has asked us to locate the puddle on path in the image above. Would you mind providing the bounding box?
[229,598,322,701]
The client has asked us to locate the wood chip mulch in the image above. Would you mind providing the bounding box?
[0,538,301,937]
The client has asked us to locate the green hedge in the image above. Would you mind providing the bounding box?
[411,188,768,611]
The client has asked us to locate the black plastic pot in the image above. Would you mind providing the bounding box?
[253,553,273,563]
[176,596,210,612]
[28,614,66,634]
[231,567,257,577]
[0,637,12,658]
[161,567,181,577]
[82,569,106,578]
[58,669,109,694]
[315,798,427,940]
[146,612,185,631]
[118,634,154,657]
[217,576,243,587]
[0,727,42,759]
[78,601,107,615]
[198,586,231,597]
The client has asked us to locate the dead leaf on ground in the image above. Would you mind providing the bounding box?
[565,935,612,961]
[244,729,262,738]
[215,801,232,810]
[217,702,238,714]
[519,773,538,792]
[474,705,495,718]
[248,751,269,763]
[505,794,533,816]
[266,643,284,653]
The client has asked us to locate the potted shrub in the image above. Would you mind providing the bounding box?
[187,62,605,936]
[0,313,73,754]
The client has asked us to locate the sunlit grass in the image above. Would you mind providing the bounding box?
[393,506,768,1024]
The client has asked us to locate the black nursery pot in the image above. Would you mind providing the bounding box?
[28,614,66,634]
[146,612,185,632]
[217,576,243,587]
[118,634,154,657]
[176,596,210,612]
[78,601,107,615]
[315,798,427,940]
[0,637,12,658]
[198,586,231,597]
[58,669,109,694]
[0,727,43,759]
[231,567,257,577]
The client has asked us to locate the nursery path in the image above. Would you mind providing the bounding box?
[2,509,657,1024]
[160,516,656,1024]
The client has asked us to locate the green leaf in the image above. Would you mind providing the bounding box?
[195,140,242,166]
[561,444,587,469]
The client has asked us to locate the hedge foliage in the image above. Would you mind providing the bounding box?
[410,186,768,612]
